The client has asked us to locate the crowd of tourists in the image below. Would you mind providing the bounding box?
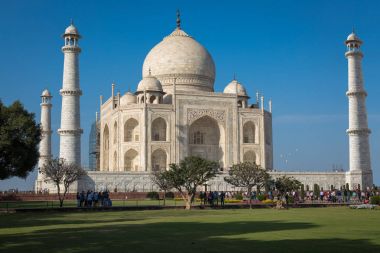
[301,188,378,203]
[76,190,112,207]
[198,187,379,206]
[199,191,227,207]
[246,188,379,204]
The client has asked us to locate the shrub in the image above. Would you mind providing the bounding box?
[262,199,274,204]
[235,192,243,200]
[288,195,295,204]
[257,194,266,201]
[146,191,159,200]
[165,192,174,199]
[225,199,242,203]
[370,196,380,205]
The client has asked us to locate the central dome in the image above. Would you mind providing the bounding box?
[142,28,215,93]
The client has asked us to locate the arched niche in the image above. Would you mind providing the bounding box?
[151,149,167,171]
[124,149,139,171]
[103,124,109,171]
[124,118,139,142]
[152,117,167,141]
[188,115,225,166]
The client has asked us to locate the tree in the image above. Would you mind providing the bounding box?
[224,162,269,209]
[165,156,219,210]
[150,171,173,206]
[313,183,320,199]
[40,158,87,207]
[275,176,301,207]
[0,100,41,180]
[300,184,305,201]
[262,173,275,193]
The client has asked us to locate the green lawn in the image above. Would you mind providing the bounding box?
[0,207,379,253]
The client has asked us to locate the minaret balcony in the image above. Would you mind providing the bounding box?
[346,128,371,136]
[346,90,367,97]
[60,89,83,96]
[345,50,363,58]
[62,46,81,53]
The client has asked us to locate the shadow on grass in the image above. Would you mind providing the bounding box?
[1,219,380,253]
[0,212,142,229]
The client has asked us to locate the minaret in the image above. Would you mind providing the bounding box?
[345,31,373,190]
[36,89,52,192]
[58,21,83,165]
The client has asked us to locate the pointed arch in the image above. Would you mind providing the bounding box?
[124,149,139,171]
[124,118,139,142]
[149,95,156,104]
[152,117,167,141]
[151,149,167,171]
[243,121,255,143]
[103,124,109,171]
[188,115,224,165]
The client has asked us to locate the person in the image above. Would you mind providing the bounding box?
[208,191,214,206]
[76,192,80,207]
[103,190,110,207]
[199,191,204,206]
[320,190,324,201]
[214,191,219,206]
[220,191,225,207]
[87,190,93,207]
[98,191,103,207]
[285,193,289,209]
[343,188,348,203]
[80,191,85,207]
[93,191,99,207]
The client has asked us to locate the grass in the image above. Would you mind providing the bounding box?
[0,207,379,253]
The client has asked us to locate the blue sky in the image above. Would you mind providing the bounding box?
[0,0,379,189]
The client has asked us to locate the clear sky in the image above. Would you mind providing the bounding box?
[0,0,379,190]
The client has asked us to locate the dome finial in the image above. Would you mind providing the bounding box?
[71,18,74,26]
[176,9,181,30]
[352,25,355,34]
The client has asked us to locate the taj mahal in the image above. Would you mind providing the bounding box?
[35,13,373,193]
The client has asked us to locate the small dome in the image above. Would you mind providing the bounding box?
[41,89,51,97]
[224,80,248,97]
[346,32,361,42]
[120,92,136,105]
[136,75,163,92]
[64,24,80,36]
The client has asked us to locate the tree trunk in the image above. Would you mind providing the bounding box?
[56,184,64,208]
[185,195,192,210]
[163,190,166,206]
[248,187,252,209]
[185,201,191,210]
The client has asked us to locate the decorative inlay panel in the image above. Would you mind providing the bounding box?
[187,108,225,125]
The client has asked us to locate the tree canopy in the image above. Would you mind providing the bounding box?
[274,176,302,197]
[224,162,269,208]
[150,171,173,206]
[165,156,219,209]
[0,100,41,180]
